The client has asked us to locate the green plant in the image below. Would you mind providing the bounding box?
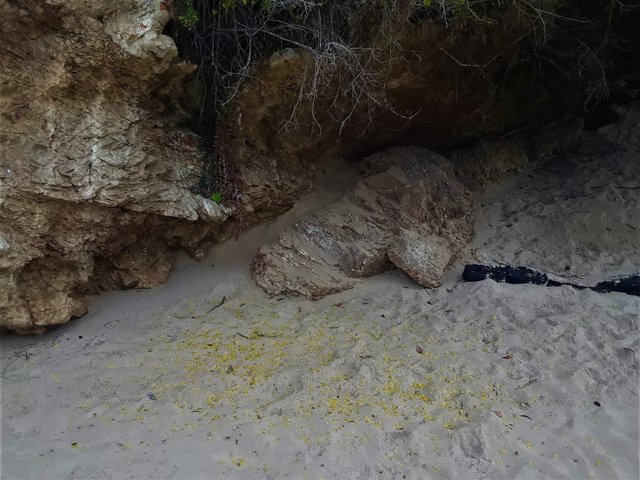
[179,0,199,28]
[211,192,223,203]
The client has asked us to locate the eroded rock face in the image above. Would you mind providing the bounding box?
[387,230,452,289]
[0,0,229,333]
[251,147,474,297]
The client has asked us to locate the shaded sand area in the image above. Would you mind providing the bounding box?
[2,120,639,479]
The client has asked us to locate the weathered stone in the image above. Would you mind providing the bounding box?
[251,147,473,297]
[0,0,587,333]
[0,0,230,333]
[252,233,356,298]
[388,230,452,288]
[449,117,584,190]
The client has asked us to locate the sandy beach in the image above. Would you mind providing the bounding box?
[1,119,638,479]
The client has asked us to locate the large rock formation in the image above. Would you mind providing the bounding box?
[0,0,229,333]
[1,1,542,333]
[251,147,474,296]
[0,0,599,333]
[250,115,584,297]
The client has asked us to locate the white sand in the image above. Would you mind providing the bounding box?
[1,132,638,479]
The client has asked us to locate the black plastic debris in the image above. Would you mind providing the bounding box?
[462,264,639,297]
[592,275,640,296]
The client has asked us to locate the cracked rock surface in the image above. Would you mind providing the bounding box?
[0,0,228,333]
[251,147,474,296]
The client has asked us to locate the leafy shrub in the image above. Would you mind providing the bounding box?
[178,0,199,27]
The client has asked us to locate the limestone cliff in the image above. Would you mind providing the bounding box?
[0,0,228,333]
